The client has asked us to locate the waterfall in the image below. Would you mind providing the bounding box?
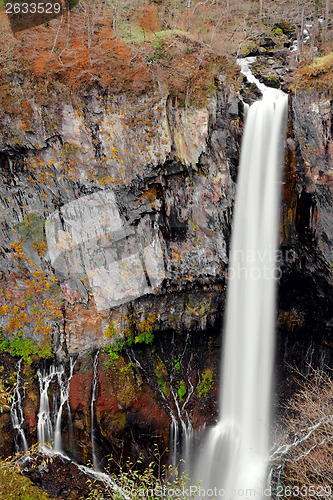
[10,359,28,452]
[181,420,194,473]
[37,359,76,454]
[54,357,76,452]
[91,350,99,470]
[169,418,179,468]
[37,364,56,447]
[193,60,288,499]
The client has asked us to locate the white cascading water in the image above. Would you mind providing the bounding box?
[169,418,179,468]
[54,357,76,452]
[194,59,288,499]
[10,358,28,452]
[91,350,99,469]
[37,365,56,447]
[37,359,76,452]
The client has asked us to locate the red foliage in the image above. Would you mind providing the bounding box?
[0,6,227,107]
[136,4,160,33]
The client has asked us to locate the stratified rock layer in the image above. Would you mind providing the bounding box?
[0,57,332,464]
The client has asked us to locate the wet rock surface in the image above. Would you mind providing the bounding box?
[22,453,109,500]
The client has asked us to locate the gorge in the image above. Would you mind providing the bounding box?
[0,5,332,498]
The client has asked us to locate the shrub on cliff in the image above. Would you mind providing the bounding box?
[0,333,53,364]
[82,454,196,500]
[293,51,333,92]
[272,369,333,497]
[0,374,11,413]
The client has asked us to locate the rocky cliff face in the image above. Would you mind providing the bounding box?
[279,88,332,365]
[0,53,332,467]
[0,81,241,354]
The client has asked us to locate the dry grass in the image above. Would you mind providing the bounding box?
[293,50,333,91]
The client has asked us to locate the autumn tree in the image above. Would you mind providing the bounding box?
[136,3,160,33]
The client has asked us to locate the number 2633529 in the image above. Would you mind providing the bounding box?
[6,3,62,15]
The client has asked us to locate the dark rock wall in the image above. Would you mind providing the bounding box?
[0,70,332,466]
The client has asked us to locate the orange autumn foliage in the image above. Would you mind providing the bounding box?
[0,4,230,113]
[136,4,160,33]
[0,9,152,93]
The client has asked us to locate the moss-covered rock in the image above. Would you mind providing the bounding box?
[0,466,54,499]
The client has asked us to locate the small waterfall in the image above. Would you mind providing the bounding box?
[193,59,288,498]
[91,350,99,470]
[10,359,28,452]
[37,359,76,454]
[169,418,179,468]
[37,365,56,447]
[181,420,193,473]
[54,357,76,452]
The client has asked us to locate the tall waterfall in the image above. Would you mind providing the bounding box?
[194,63,288,499]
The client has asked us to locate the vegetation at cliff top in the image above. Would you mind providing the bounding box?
[0,0,331,119]
[293,50,333,91]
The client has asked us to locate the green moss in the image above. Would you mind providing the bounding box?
[197,368,214,399]
[178,380,186,402]
[104,314,155,362]
[154,358,170,397]
[134,330,154,345]
[105,321,116,338]
[174,353,181,373]
[293,51,333,92]
[103,354,136,408]
[240,39,258,56]
[104,338,126,361]
[304,52,333,76]
[0,467,53,499]
[105,329,154,362]
[0,333,53,364]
